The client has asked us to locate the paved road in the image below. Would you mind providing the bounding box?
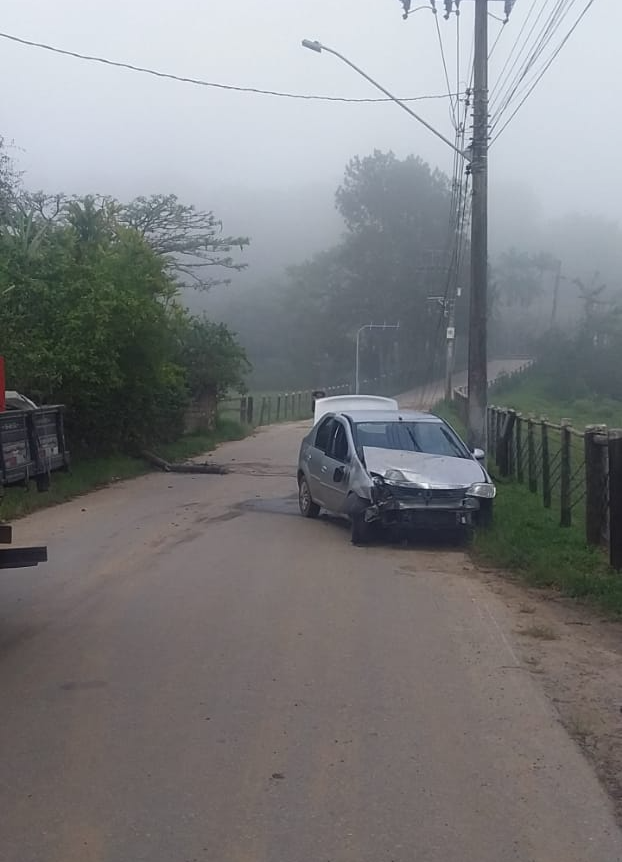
[2,402,621,860]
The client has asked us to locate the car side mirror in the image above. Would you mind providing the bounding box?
[472,448,485,461]
[333,466,346,483]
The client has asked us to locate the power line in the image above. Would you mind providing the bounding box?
[0,30,457,105]
[432,11,459,128]
[490,0,596,144]
[490,0,576,123]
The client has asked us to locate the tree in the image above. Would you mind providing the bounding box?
[177,314,250,401]
[266,150,465,388]
[121,194,249,290]
[0,141,253,453]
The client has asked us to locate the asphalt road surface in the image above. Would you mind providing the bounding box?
[2,379,622,861]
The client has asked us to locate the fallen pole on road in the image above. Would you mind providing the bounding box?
[142,451,229,475]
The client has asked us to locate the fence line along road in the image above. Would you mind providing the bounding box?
[453,387,622,571]
[217,373,408,427]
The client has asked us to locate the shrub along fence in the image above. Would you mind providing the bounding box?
[454,388,622,570]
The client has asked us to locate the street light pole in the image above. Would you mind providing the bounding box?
[355,323,400,394]
[301,40,468,160]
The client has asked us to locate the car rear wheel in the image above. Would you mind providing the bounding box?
[298,477,320,519]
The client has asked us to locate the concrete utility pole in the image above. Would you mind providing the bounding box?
[467,0,489,451]
[427,290,461,402]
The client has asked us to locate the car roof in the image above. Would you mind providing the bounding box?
[336,409,444,423]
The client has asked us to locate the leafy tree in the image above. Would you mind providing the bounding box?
[121,194,249,290]
[260,150,466,388]
[176,313,250,400]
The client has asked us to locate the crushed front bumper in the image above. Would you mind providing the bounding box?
[366,485,480,531]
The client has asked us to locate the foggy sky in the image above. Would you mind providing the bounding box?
[2,0,619,280]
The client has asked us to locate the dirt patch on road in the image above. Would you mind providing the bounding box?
[472,565,622,819]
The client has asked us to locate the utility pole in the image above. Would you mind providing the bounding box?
[427,289,461,402]
[550,259,562,328]
[445,287,461,401]
[467,0,489,452]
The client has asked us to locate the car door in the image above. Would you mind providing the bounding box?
[318,419,352,513]
[304,416,334,505]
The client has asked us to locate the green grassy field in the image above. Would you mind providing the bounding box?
[490,373,622,430]
[0,418,246,522]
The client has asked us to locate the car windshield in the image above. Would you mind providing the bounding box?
[354,420,469,459]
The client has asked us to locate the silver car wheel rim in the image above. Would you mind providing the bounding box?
[300,481,310,512]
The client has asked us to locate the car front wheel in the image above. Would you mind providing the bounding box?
[299,476,320,519]
[351,512,372,546]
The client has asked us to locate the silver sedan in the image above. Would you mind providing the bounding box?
[297,401,495,544]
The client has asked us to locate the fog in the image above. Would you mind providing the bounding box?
[2,0,620,345]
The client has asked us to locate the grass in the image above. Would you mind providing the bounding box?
[438,398,622,616]
[474,476,622,615]
[156,418,247,462]
[0,418,247,522]
[491,373,622,430]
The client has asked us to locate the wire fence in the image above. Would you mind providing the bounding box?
[453,388,622,570]
[216,372,408,428]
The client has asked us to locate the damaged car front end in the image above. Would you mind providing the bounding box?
[366,463,496,533]
[348,441,496,542]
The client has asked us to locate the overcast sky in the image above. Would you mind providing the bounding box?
[2,0,618,271]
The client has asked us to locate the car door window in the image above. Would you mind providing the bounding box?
[314,417,334,453]
[329,422,350,463]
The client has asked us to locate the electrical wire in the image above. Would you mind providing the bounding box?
[433,10,459,129]
[0,30,457,104]
[489,0,540,107]
[490,0,596,144]
[490,0,576,122]
[488,21,507,60]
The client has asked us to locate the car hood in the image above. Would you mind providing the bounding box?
[363,446,487,489]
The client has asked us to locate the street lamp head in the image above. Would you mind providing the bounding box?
[301,39,323,53]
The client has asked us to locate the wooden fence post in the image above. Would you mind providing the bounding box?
[541,419,551,509]
[489,407,497,462]
[528,417,537,493]
[258,397,266,426]
[267,397,272,425]
[239,397,247,425]
[585,425,608,547]
[497,410,516,477]
[516,415,524,483]
[284,394,289,420]
[297,392,302,417]
[608,430,622,569]
[495,410,506,476]
[507,410,516,476]
[276,395,281,422]
[560,419,572,527]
